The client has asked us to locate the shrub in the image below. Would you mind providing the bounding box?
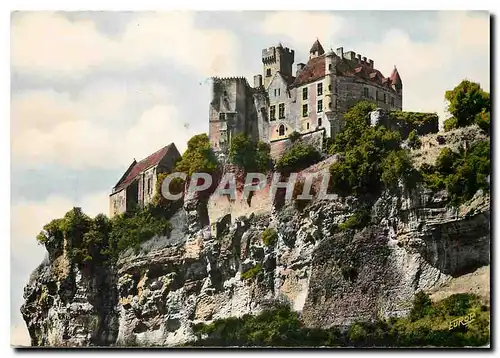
[410,291,433,321]
[420,140,490,205]
[229,133,271,172]
[261,228,277,246]
[338,209,371,231]
[407,130,422,149]
[475,109,490,135]
[174,133,218,176]
[444,117,458,132]
[276,143,321,174]
[241,263,262,280]
[380,149,413,189]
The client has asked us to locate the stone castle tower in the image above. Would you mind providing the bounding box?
[261,44,295,88]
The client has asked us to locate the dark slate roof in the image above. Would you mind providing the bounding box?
[114,143,177,192]
[309,39,325,55]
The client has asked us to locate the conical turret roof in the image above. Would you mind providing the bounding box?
[309,39,325,55]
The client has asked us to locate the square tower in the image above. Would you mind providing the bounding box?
[262,43,295,88]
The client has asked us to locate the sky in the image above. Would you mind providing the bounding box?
[10,10,490,346]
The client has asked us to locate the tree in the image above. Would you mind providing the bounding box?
[276,143,321,174]
[407,130,422,149]
[228,134,271,172]
[445,80,490,128]
[329,101,376,154]
[174,133,218,176]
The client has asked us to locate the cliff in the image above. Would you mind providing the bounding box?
[21,131,490,347]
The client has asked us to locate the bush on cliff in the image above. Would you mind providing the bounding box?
[445,80,490,130]
[174,133,218,176]
[229,133,271,172]
[328,101,416,197]
[276,143,321,174]
[261,228,278,246]
[420,140,490,205]
[407,130,422,149]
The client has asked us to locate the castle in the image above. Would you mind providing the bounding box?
[208,39,403,158]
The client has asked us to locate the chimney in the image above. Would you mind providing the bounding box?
[296,63,306,75]
[336,47,344,58]
[357,54,362,62]
[253,74,262,88]
[369,59,374,68]
[362,56,367,64]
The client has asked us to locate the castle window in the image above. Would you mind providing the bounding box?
[317,100,323,113]
[384,93,387,104]
[270,105,276,121]
[363,87,369,98]
[318,117,322,127]
[266,68,272,77]
[317,83,323,96]
[329,102,332,109]
[302,104,308,117]
[274,89,277,97]
[279,103,285,119]
[278,88,281,96]
[307,122,310,130]
[328,84,332,92]
[279,125,285,136]
[391,97,395,106]
[302,87,308,100]
[223,91,227,97]
[328,64,332,71]
[219,113,226,121]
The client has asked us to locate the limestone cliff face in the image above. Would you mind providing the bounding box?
[21,134,490,347]
[21,182,490,347]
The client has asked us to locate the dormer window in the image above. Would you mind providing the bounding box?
[266,68,272,77]
[219,113,226,121]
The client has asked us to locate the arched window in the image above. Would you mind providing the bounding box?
[279,125,285,136]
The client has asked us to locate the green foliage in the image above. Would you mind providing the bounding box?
[241,263,262,280]
[420,141,490,205]
[152,172,185,213]
[380,149,413,189]
[410,291,433,321]
[329,101,376,154]
[338,209,371,231]
[388,111,439,127]
[292,179,317,211]
[475,108,490,135]
[187,293,490,347]
[276,143,321,174]
[174,133,218,176]
[329,117,408,197]
[407,130,422,149]
[445,80,490,128]
[228,133,271,172]
[36,218,64,245]
[261,228,277,246]
[288,131,301,143]
[444,117,458,132]
[108,207,171,258]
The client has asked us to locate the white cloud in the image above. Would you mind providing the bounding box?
[12,12,241,77]
[11,83,192,170]
[260,11,353,48]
